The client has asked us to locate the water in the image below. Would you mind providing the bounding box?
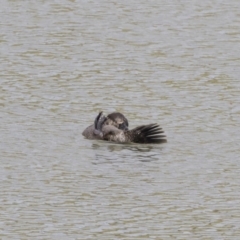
[1,0,240,239]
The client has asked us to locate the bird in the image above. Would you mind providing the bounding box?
[83,111,167,144]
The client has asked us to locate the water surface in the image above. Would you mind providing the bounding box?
[1,0,240,239]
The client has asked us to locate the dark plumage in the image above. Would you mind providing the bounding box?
[126,123,166,144]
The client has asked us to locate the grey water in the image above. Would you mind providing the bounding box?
[1,0,240,239]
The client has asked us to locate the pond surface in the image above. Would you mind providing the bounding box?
[1,0,240,239]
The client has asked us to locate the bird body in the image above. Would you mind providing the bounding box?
[82,112,167,144]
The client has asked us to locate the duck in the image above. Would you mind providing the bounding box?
[83,111,167,144]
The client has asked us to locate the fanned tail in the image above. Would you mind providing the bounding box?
[129,123,167,144]
[93,111,107,138]
[94,112,107,130]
